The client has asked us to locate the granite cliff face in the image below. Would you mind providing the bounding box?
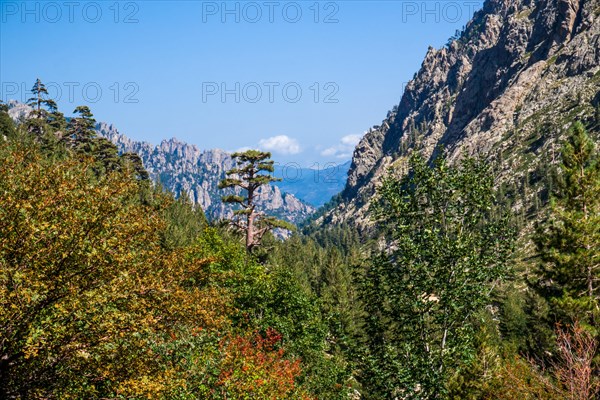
[96,123,315,224]
[321,0,600,227]
[6,100,32,121]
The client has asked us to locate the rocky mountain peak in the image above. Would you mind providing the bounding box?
[6,102,315,225]
[323,0,600,228]
[94,124,315,224]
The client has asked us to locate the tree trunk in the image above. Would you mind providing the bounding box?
[246,186,255,252]
[246,211,255,252]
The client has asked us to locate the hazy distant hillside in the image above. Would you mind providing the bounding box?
[273,161,350,207]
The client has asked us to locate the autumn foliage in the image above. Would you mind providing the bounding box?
[494,322,599,400]
[213,328,311,399]
[0,140,312,399]
[553,322,599,399]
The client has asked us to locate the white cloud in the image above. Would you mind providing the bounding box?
[340,134,362,146]
[320,133,363,159]
[258,135,301,155]
[320,147,338,157]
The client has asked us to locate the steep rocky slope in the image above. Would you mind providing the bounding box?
[96,123,315,223]
[321,0,600,228]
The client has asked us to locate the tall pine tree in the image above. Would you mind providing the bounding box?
[64,106,96,152]
[26,78,53,136]
[534,122,600,328]
[218,150,292,252]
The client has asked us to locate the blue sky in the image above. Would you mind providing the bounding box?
[1,0,482,166]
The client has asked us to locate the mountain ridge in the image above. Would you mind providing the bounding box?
[95,122,317,224]
[320,0,600,228]
[273,161,350,207]
[6,102,318,225]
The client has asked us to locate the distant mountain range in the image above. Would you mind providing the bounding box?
[95,122,318,224]
[95,123,351,219]
[7,100,350,224]
[273,161,350,207]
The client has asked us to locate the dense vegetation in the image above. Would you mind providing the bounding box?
[0,81,599,398]
[0,89,345,399]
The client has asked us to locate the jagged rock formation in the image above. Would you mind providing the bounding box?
[321,0,600,228]
[96,123,315,224]
[6,100,32,121]
[6,100,315,224]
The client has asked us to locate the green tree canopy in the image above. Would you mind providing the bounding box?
[534,122,600,329]
[0,139,316,399]
[356,152,514,399]
[0,102,15,138]
[64,105,96,152]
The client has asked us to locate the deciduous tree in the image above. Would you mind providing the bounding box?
[357,152,514,398]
